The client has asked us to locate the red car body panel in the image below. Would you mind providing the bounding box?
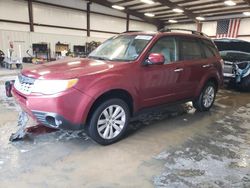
[12,32,223,129]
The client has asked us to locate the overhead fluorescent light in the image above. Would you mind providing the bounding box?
[112,5,125,10]
[144,13,155,17]
[243,12,250,16]
[224,0,236,6]
[196,16,205,21]
[140,0,155,4]
[173,8,184,13]
[169,20,178,23]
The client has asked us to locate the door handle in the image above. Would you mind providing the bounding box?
[174,68,184,72]
[202,64,212,68]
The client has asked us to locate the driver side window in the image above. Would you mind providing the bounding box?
[149,37,177,64]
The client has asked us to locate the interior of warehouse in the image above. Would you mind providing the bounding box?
[0,0,250,187]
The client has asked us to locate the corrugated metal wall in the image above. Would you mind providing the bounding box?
[0,0,157,57]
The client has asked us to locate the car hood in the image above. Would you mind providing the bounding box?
[214,39,250,53]
[22,57,121,79]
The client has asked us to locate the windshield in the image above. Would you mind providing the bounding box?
[88,35,153,61]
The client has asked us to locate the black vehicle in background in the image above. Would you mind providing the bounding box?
[214,39,250,91]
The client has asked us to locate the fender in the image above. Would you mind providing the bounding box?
[75,73,140,123]
[194,68,221,97]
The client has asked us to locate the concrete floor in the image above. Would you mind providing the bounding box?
[0,65,250,188]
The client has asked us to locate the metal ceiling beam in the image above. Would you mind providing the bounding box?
[134,4,165,12]
[202,7,250,15]
[126,3,144,8]
[159,15,188,20]
[155,0,198,22]
[183,0,222,9]
[243,0,250,6]
[191,3,246,11]
[116,0,135,5]
[89,0,165,28]
[175,0,199,4]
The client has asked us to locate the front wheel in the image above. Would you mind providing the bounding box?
[87,98,130,145]
[193,82,217,112]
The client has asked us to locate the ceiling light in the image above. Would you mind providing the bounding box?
[144,13,155,17]
[224,1,236,6]
[169,19,178,23]
[112,5,125,10]
[243,12,250,16]
[196,16,205,21]
[140,0,155,4]
[173,8,184,13]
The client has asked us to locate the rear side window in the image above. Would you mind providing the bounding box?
[201,39,217,58]
[178,37,203,60]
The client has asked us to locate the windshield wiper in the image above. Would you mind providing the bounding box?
[88,56,110,61]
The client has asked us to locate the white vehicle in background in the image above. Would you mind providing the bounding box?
[214,38,250,91]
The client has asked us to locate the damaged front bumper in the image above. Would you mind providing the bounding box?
[32,110,82,130]
[223,61,250,82]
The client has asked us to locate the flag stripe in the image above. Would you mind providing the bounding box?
[216,19,240,38]
[228,19,233,38]
[236,19,241,37]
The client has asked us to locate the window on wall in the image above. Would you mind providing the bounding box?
[149,37,177,64]
[178,37,203,60]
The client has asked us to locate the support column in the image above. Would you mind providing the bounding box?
[126,13,129,32]
[197,21,202,32]
[28,0,34,32]
[87,2,91,37]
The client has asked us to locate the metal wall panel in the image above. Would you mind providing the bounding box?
[90,13,126,33]
[33,3,87,29]
[238,18,250,36]
[130,20,157,31]
[0,0,29,22]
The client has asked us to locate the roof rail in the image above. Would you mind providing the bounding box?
[159,28,209,38]
[121,30,143,33]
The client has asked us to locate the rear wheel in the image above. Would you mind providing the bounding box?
[87,98,130,145]
[193,82,217,112]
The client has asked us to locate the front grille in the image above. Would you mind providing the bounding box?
[14,74,35,95]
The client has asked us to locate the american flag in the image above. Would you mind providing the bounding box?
[216,19,241,38]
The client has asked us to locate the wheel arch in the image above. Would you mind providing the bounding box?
[85,89,134,125]
[195,75,220,97]
[206,77,219,91]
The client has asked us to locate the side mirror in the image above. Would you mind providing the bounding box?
[145,53,165,65]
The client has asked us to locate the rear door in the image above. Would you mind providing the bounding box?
[175,36,208,98]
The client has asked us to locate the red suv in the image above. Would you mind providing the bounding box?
[12,29,223,145]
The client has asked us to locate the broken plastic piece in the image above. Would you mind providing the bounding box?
[235,62,250,83]
[9,111,29,142]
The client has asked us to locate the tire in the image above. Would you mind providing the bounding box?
[193,82,217,112]
[237,74,250,92]
[87,98,130,145]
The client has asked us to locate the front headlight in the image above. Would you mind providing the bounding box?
[32,78,78,95]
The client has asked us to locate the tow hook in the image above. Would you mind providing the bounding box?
[9,111,29,142]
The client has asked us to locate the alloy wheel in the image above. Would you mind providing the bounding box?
[203,86,215,108]
[97,105,126,140]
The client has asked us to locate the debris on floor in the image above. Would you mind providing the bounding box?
[154,104,250,188]
[9,111,29,142]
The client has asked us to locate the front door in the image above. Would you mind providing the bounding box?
[139,36,186,108]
